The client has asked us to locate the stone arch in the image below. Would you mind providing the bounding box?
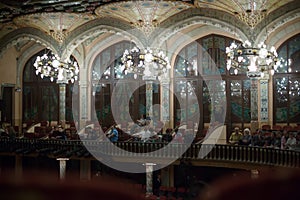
[62,18,145,60]
[0,27,60,58]
[255,8,300,48]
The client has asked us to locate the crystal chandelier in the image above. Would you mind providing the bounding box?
[226,40,280,78]
[121,47,171,80]
[33,51,79,83]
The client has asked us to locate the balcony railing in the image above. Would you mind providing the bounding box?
[0,138,299,168]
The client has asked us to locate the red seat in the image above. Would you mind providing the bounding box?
[283,125,293,132]
[272,125,282,131]
[262,125,271,131]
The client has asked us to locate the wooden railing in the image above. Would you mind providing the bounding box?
[0,138,299,168]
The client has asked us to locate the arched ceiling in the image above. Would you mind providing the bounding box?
[0,0,298,45]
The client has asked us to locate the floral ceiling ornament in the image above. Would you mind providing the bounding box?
[95,0,192,37]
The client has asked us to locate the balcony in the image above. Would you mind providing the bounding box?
[0,138,299,170]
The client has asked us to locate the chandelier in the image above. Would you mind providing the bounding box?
[33,51,79,83]
[121,47,171,80]
[226,40,280,78]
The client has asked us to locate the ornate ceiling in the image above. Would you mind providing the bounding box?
[0,0,298,43]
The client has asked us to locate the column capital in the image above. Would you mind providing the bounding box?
[143,76,157,81]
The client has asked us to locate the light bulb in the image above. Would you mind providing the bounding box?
[234,68,238,75]
[52,59,60,68]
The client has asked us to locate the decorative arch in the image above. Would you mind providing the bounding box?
[0,27,60,58]
[255,8,300,47]
[63,18,145,59]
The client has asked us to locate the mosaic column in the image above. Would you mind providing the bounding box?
[260,78,269,122]
[57,158,69,180]
[250,76,259,132]
[161,78,170,122]
[144,163,156,196]
[143,76,156,118]
[58,83,66,122]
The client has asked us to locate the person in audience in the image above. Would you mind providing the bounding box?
[296,131,300,145]
[153,174,161,196]
[6,125,16,139]
[56,126,67,140]
[281,130,288,149]
[286,132,297,150]
[137,114,146,126]
[107,125,118,142]
[86,126,98,140]
[50,125,60,139]
[140,127,151,142]
[229,127,243,145]
[251,129,264,147]
[172,129,184,143]
[239,128,251,146]
[268,131,281,148]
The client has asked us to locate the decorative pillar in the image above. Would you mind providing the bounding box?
[58,83,66,123]
[80,160,91,181]
[79,83,88,128]
[144,163,156,196]
[57,158,69,180]
[260,77,269,123]
[161,78,170,123]
[249,73,259,132]
[143,76,156,118]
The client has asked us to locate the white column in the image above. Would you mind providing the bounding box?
[57,158,69,180]
[58,83,66,123]
[143,76,156,118]
[249,75,259,132]
[144,163,156,196]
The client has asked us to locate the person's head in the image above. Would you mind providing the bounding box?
[58,126,63,132]
[289,132,295,138]
[234,127,239,133]
[243,128,250,135]
[276,131,282,138]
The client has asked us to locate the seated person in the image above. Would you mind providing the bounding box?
[56,126,67,140]
[172,129,184,143]
[251,129,265,147]
[239,128,251,145]
[137,115,146,126]
[286,132,297,149]
[140,127,151,142]
[107,125,118,142]
[229,127,243,145]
